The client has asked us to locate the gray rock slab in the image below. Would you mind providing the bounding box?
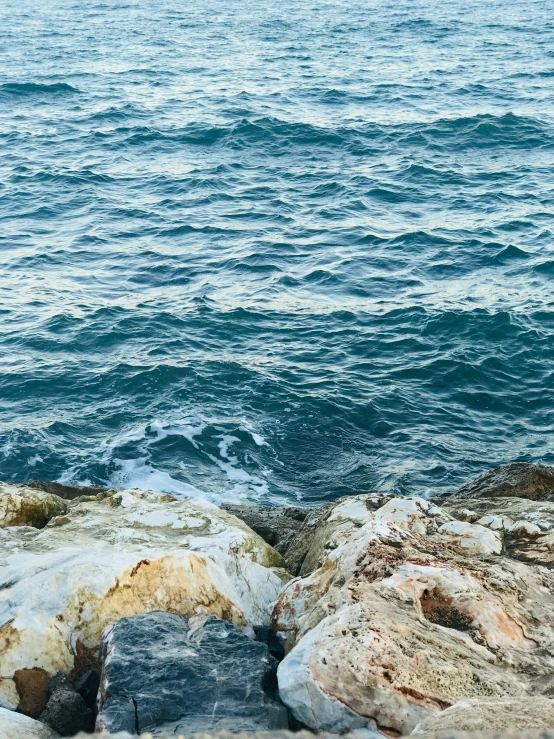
[96,611,289,736]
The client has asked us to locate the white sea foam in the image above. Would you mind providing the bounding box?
[107,457,211,499]
[56,416,274,504]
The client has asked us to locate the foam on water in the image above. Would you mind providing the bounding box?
[1,0,554,505]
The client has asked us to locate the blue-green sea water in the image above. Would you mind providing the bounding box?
[1,0,554,505]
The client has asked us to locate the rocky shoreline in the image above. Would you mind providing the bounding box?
[2,462,554,738]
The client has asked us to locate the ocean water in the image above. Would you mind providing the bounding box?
[1,0,554,506]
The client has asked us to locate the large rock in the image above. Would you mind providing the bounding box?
[443,496,554,567]
[96,611,289,735]
[454,463,554,501]
[0,485,289,716]
[272,495,554,736]
[223,503,338,576]
[0,707,60,739]
[41,673,94,735]
[0,482,68,528]
[411,697,554,733]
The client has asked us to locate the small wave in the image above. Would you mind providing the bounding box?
[0,82,80,97]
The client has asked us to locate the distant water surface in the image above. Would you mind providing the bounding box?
[1,0,554,504]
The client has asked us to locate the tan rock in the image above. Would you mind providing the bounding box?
[411,697,554,734]
[444,497,554,567]
[0,486,290,715]
[0,483,68,528]
[272,495,554,736]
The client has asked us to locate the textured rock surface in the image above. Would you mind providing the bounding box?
[443,496,554,566]
[0,485,289,715]
[222,505,310,574]
[414,733,554,739]
[0,707,60,739]
[74,731,321,739]
[272,494,554,736]
[222,503,339,575]
[411,697,554,734]
[454,463,554,501]
[96,611,289,735]
[41,673,94,735]
[28,480,111,501]
[0,483,68,528]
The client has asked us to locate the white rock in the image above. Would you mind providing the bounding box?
[272,494,554,736]
[0,486,289,714]
[0,707,60,739]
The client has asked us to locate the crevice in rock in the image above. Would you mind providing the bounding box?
[132,696,139,735]
[420,589,473,631]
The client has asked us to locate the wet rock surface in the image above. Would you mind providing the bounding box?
[96,611,289,735]
[222,504,336,575]
[0,485,289,715]
[27,480,112,501]
[272,494,554,736]
[453,463,554,501]
[0,483,68,528]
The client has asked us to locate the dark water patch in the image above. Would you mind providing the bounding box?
[0,81,80,97]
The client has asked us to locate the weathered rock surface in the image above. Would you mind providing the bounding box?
[28,480,111,501]
[443,496,554,567]
[0,485,289,716]
[415,732,554,739]
[41,673,94,735]
[0,482,68,528]
[272,494,554,736]
[222,503,338,575]
[222,505,310,574]
[411,697,554,734]
[74,731,321,739]
[96,611,289,735]
[454,463,554,501]
[0,707,60,739]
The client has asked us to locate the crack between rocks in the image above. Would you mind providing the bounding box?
[132,697,139,735]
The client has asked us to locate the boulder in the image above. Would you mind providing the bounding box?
[96,611,289,735]
[0,486,290,716]
[411,697,554,733]
[454,463,554,501]
[41,673,94,735]
[0,707,60,739]
[272,495,554,736]
[443,496,554,567]
[222,505,310,574]
[222,503,339,575]
[0,483,68,528]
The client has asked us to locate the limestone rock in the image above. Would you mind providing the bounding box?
[0,483,68,528]
[0,707,60,739]
[0,485,290,716]
[413,732,554,739]
[444,497,554,566]
[223,503,340,575]
[411,697,554,733]
[454,463,554,501]
[272,495,554,736]
[96,611,289,735]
